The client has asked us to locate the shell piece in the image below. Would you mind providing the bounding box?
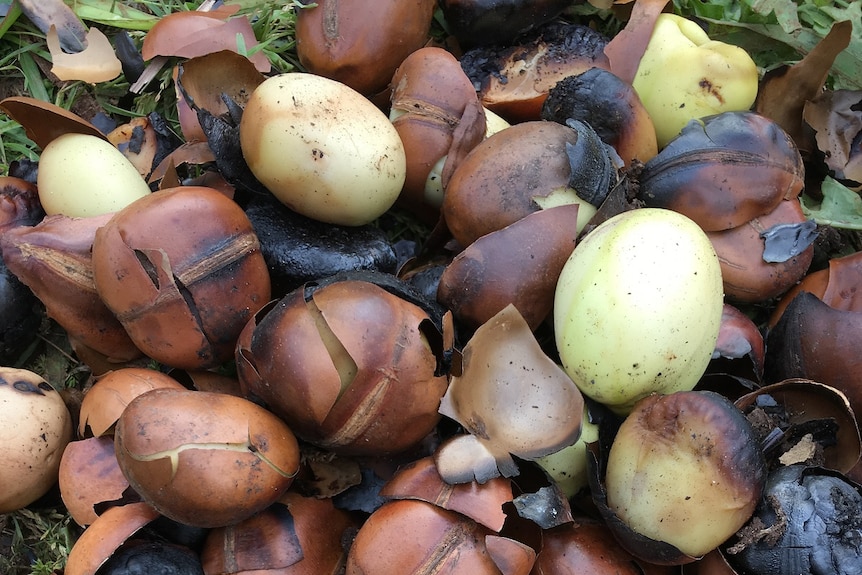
[58,436,130,527]
[78,368,186,437]
[113,388,300,528]
[47,25,122,83]
[436,304,584,483]
[64,502,160,575]
[296,0,436,96]
[735,379,861,475]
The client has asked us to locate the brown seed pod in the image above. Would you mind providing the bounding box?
[533,518,679,575]
[0,213,142,362]
[442,121,605,248]
[639,112,805,232]
[239,279,448,456]
[390,46,487,220]
[379,456,514,532]
[295,0,436,97]
[114,388,300,528]
[91,186,271,370]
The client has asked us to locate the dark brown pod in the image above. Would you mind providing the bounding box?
[532,518,678,575]
[541,67,658,167]
[765,291,862,421]
[437,203,579,330]
[707,198,815,303]
[460,22,610,123]
[439,0,572,48]
[639,112,805,232]
[241,280,448,456]
[91,186,271,370]
[201,491,358,575]
[0,213,142,362]
[442,121,602,248]
[390,46,487,220]
[345,499,536,575]
[295,0,436,97]
[114,388,300,528]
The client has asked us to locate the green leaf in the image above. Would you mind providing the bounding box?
[801,176,862,229]
[64,0,158,31]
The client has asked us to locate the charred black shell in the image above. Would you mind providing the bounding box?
[245,194,397,299]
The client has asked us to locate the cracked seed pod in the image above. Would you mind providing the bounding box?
[1,213,142,362]
[238,279,448,456]
[91,186,270,370]
[114,388,300,528]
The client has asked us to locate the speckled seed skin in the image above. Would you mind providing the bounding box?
[240,73,406,227]
[553,208,724,414]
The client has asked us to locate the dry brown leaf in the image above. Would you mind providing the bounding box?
[803,90,862,184]
[602,0,670,85]
[756,20,852,156]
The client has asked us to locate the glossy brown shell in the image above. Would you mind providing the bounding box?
[91,186,271,369]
